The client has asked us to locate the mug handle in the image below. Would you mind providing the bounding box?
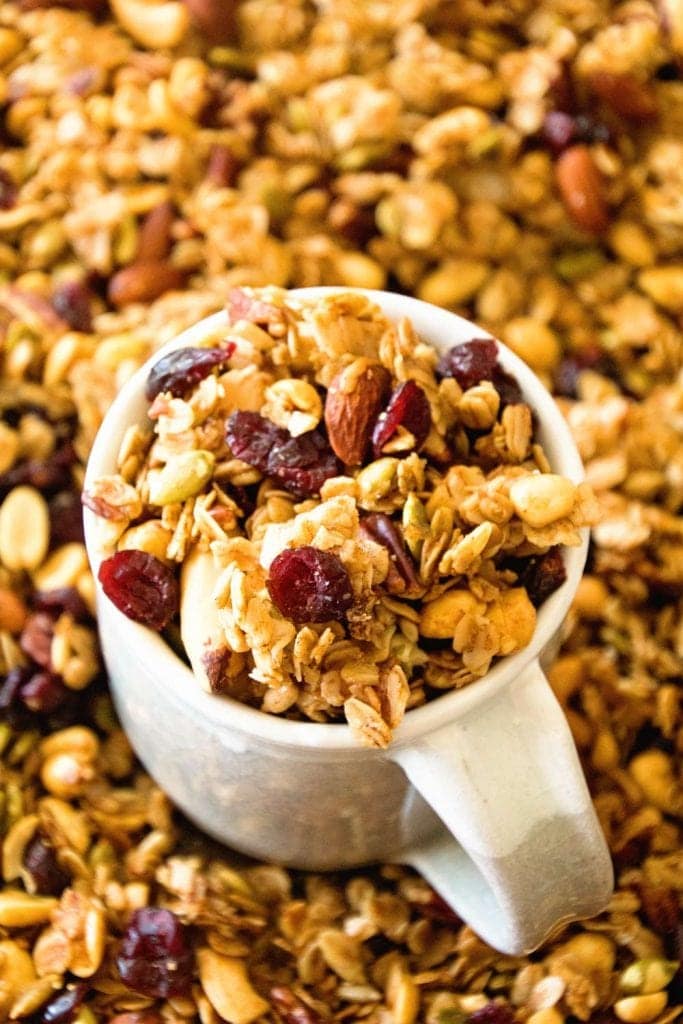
[390,659,613,955]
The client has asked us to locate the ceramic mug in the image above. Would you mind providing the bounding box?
[83,288,613,956]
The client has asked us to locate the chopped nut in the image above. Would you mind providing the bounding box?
[197,948,269,1024]
[509,474,577,528]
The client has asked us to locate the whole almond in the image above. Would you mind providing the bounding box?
[324,362,391,466]
[555,144,610,234]
[184,0,237,41]
[108,262,185,307]
[589,72,658,121]
[135,201,175,263]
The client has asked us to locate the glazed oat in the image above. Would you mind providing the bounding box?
[0,0,682,1018]
[85,288,597,746]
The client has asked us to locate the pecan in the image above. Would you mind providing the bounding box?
[360,513,422,596]
[271,986,326,1024]
[108,263,186,307]
[555,144,610,234]
[324,362,391,466]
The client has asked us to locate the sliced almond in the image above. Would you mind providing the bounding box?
[180,548,228,692]
[324,361,391,466]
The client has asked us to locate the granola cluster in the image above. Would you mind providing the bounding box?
[85,288,597,746]
[0,0,682,1020]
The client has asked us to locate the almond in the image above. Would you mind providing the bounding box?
[108,262,185,307]
[324,361,391,466]
[134,201,175,263]
[589,72,658,121]
[184,0,237,42]
[555,144,610,234]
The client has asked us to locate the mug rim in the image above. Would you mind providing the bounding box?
[84,288,588,753]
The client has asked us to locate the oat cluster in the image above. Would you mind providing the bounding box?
[0,0,682,1021]
[86,287,596,747]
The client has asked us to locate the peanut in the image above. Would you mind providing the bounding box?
[0,486,50,571]
[614,993,668,1023]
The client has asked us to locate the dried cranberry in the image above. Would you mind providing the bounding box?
[98,551,179,630]
[33,587,91,622]
[266,430,340,499]
[542,111,577,154]
[49,490,85,545]
[24,834,70,896]
[0,444,75,499]
[227,412,340,499]
[52,280,94,333]
[145,344,234,401]
[0,168,17,210]
[20,612,55,668]
[372,381,431,458]
[267,547,353,623]
[20,671,69,713]
[117,907,194,998]
[39,982,88,1024]
[467,1003,516,1024]
[227,410,282,472]
[517,547,567,607]
[360,513,421,595]
[437,338,500,390]
[491,368,524,408]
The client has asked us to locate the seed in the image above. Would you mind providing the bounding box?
[0,485,50,571]
[148,450,215,505]
[508,474,577,528]
[614,993,668,1023]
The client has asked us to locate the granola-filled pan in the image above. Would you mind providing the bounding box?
[0,1,682,1021]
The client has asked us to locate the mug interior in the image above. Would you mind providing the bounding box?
[83,288,588,752]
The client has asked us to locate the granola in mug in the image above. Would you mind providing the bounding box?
[84,288,598,746]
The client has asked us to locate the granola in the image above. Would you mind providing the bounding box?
[0,0,681,1019]
[85,289,597,745]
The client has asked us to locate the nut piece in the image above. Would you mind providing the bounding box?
[109,0,190,49]
[184,0,237,41]
[509,474,577,528]
[324,361,391,465]
[148,450,215,505]
[108,262,185,307]
[197,948,269,1024]
[0,891,58,928]
[555,145,610,234]
[0,486,50,571]
[487,588,536,655]
[614,993,668,1024]
[419,590,483,639]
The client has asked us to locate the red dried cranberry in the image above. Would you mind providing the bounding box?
[52,280,94,333]
[24,834,70,896]
[49,490,86,545]
[518,547,567,607]
[20,671,69,713]
[0,443,75,498]
[360,513,421,594]
[40,983,88,1024]
[145,344,234,401]
[117,907,194,998]
[542,111,577,154]
[227,410,282,472]
[491,368,524,409]
[372,381,431,458]
[227,412,340,499]
[266,430,340,499]
[98,551,179,630]
[437,338,499,390]
[0,168,17,210]
[468,1003,516,1024]
[267,547,353,623]
[20,612,55,668]
[34,587,91,622]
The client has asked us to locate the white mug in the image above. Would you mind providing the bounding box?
[83,289,613,955]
